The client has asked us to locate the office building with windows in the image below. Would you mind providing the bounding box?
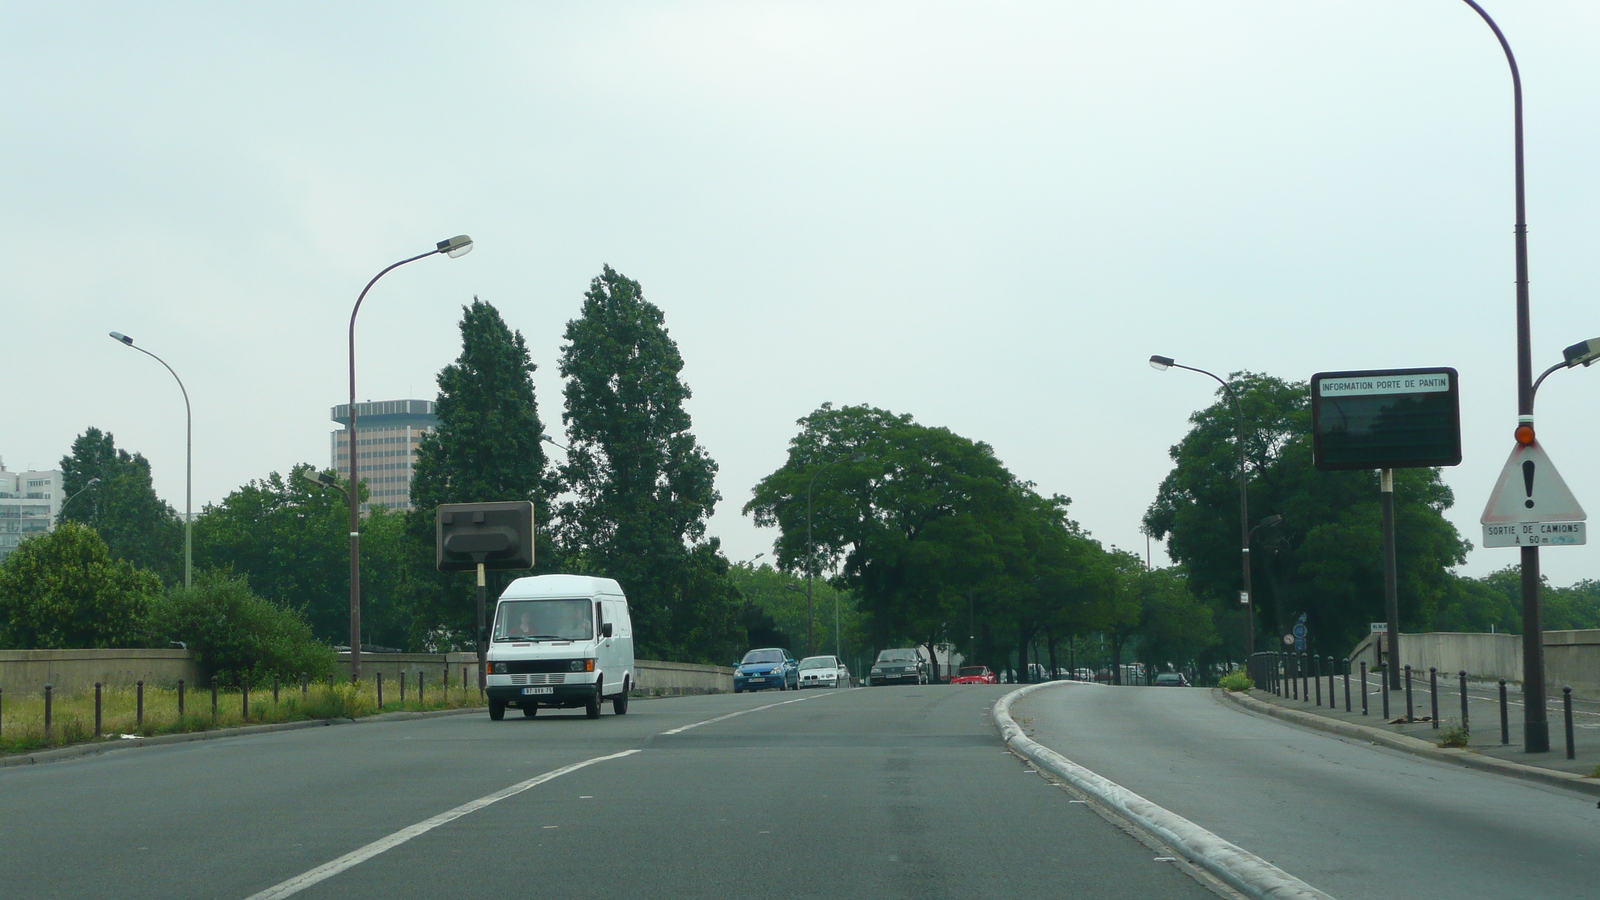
[0,461,63,561]
[330,399,438,514]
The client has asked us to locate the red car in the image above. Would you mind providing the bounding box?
[951,665,998,685]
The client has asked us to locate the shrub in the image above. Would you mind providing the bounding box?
[1438,721,1470,749]
[147,571,336,686]
[1217,668,1254,692]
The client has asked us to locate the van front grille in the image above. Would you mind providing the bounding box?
[509,673,569,686]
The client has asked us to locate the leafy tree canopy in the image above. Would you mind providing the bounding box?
[0,521,162,649]
[558,265,737,662]
[407,297,562,644]
[1143,372,1469,657]
[147,571,336,686]
[58,427,183,586]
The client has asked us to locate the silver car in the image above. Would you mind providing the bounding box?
[798,654,849,688]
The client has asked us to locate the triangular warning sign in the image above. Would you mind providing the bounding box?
[1481,442,1586,524]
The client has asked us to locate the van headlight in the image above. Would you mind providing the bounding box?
[570,659,595,672]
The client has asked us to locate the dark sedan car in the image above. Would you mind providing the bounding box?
[869,649,927,686]
[1154,672,1191,687]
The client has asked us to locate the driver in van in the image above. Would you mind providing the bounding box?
[513,608,537,638]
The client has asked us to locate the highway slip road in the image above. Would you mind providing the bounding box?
[1015,683,1600,900]
[2,686,1222,900]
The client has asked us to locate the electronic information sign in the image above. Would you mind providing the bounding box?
[1311,368,1461,471]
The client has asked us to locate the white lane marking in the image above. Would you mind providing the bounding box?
[658,687,856,736]
[241,749,640,900]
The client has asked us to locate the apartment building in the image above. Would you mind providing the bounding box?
[330,399,438,514]
[0,461,63,561]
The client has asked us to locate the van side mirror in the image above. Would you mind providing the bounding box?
[601,622,614,638]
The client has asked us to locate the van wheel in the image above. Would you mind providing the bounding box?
[734,687,743,694]
[522,704,537,718]
[613,680,630,716]
[489,699,505,721]
[585,685,602,719]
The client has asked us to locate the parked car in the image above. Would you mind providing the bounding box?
[798,655,848,689]
[1154,672,1191,687]
[734,648,799,692]
[950,665,998,685]
[869,648,927,686]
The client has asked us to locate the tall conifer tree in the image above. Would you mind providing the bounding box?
[558,265,738,662]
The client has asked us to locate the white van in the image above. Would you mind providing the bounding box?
[483,574,635,720]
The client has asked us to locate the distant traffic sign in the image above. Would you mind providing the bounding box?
[1371,622,1388,633]
[1282,634,1295,646]
[1481,442,1586,548]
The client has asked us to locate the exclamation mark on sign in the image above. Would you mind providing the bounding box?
[1523,460,1536,509]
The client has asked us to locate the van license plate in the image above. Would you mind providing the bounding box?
[521,687,553,695]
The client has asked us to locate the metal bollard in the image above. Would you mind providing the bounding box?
[377,672,384,709]
[1343,658,1351,712]
[1314,655,1322,706]
[1499,679,1510,745]
[45,684,53,737]
[1429,667,1439,729]
[95,682,103,736]
[1360,661,1369,715]
[1459,671,1469,735]
[137,680,145,729]
[273,675,280,705]
[1404,665,1414,722]
[1301,653,1310,702]
[0,686,4,738]
[400,670,407,703]
[1382,668,1391,720]
[242,676,250,722]
[1328,656,1336,710]
[419,671,425,705]
[301,672,308,699]
[178,679,185,717]
[212,676,219,720]
[1291,655,1299,700]
[1564,686,1576,760]
[463,665,469,695]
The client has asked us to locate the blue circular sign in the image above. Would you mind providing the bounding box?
[1292,623,1307,639]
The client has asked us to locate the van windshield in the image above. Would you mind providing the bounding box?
[494,599,592,642]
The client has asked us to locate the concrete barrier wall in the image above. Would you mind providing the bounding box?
[632,659,733,695]
[0,649,202,695]
[1,651,732,697]
[1544,631,1600,699]
[1346,630,1600,699]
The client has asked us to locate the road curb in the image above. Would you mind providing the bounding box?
[0,706,481,769]
[1217,688,1600,799]
[994,681,1339,900]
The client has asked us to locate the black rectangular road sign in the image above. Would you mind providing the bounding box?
[1311,367,1461,471]
[436,500,535,572]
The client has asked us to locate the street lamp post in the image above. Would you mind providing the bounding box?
[805,451,866,657]
[57,477,101,521]
[1149,355,1253,654]
[345,235,473,681]
[109,332,192,588]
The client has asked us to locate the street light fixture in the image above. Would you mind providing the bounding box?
[1150,354,1254,654]
[1531,337,1600,405]
[344,235,475,681]
[57,477,101,521]
[805,450,867,657]
[108,331,193,588]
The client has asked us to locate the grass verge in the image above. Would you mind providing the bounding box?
[1,679,485,756]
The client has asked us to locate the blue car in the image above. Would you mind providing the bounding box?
[733,648,799,692]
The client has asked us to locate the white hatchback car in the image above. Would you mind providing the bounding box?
[797,655,849,688]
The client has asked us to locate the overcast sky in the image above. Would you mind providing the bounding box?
[5,2,1597,589]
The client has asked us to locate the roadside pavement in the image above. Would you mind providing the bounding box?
[1225,670,1600,795]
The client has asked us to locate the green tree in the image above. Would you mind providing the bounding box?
[58,427,183,585]
[1144,372,1468,657]
[194,464,414,648]
[726,562,867,663]
[0,521,163,649]
[746,403,1103,680]
[407,297,562,646]
[558,265,739,662]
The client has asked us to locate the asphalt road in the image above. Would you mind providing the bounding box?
[1,686,1222,900]
[1014,683,1600,900]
